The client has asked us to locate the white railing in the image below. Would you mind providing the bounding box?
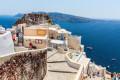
[65,52,84,80]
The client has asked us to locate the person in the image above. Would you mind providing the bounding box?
[97,71,99,76]
[15,26,19,37]
[29,41,33,49]
[116,75,118,80]
[118,75,120,80]
[18,33,23,43]
[114,72,116,80]
[12,35,15,42]
[111,73,113,80]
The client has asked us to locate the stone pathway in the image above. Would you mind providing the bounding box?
[44,51,78,80]
[15,46,29,52]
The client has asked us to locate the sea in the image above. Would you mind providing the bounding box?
[1,16,120,73]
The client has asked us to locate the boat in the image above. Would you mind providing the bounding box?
[112,58,115,61]
[87,47,93,50]
[107,66,110,69]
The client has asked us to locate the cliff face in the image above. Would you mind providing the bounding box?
[14,13,50,25]
[0,49,47,80]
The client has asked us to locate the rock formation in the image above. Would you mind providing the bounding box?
[14,13,50,25]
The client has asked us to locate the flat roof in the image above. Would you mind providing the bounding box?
[49,27,57,31]
[26,25,58,31]
[26,25,47,29]
[90,63,104,70]
[58,29,69,33]
[24,35,47,39]
[77,55,90,69]
[50,40,64,44]
[26,24,71,34]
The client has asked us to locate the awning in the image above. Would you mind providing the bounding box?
[24,35,47,39]
[50,40,64,44]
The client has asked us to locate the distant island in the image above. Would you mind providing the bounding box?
[14,11,120,23]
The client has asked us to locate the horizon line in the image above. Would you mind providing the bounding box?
[0,11,120,20]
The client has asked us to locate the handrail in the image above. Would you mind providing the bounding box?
[65,52,84,80]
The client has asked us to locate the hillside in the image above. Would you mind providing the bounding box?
[14,11,120,23]
[14,13,50,25]
[14,11,98,22]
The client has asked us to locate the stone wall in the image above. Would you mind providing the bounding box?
[0,49,47,80]
[68,36,81,51]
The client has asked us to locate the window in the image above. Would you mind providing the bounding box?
[35,39,42,44]
[64,37,66,40]
[39,40,42,44]
[35,39,39,43]
[37,30,46,36]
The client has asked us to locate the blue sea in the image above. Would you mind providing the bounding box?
[0,16,18,29]
[1,16,120,73]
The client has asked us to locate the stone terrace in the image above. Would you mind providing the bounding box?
[44,51,78,80]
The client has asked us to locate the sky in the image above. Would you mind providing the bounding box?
[0,0,120,19]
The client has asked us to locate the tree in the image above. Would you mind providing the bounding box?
[48,19,53,25]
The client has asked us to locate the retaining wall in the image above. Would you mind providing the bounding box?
[65,52,84,80]
[0,48,47,80]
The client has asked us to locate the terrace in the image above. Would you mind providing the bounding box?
[44,50,79,80]
[66,50,90,75]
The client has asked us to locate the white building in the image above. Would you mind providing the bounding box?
[0,26,14,56]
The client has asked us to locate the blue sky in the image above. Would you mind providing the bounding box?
[0,0,120,19]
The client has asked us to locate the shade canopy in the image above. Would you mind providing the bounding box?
[24,35,47,40]
[50,40,64,44]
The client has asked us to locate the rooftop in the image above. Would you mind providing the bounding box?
[49,27,57,31]
[24,35,47,39]
[26,25,47,30]
[26,24,61,30]
[77,55,90,70]
[0,33,4,35]
[58,29,70,33]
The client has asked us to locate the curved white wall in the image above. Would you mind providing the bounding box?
[65,53,84,80]
[0,31,14,56]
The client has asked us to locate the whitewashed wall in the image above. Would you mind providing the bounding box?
[0,31,14,56]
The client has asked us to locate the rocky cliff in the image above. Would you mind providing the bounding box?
[14,13,50,25]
